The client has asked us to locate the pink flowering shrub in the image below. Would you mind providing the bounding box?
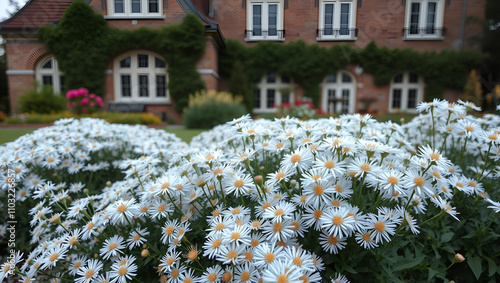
[66,88,104,114]
[276,98,321,119]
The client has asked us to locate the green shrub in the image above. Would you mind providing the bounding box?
[183,90,247,129]
[16,84,66,114]
[23,113,65,124]
[92,112,162,125]
[5,116,22,124]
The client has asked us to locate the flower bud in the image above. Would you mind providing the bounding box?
[455,253,465,262]
[141,249,149,258]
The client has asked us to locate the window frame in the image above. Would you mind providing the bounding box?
[317,0,358,41]
[254,72,294,113]
[321,71,356,114]
[389,72,424,113]
[36,55,65,94]
[403,0,445,40]
[113,50,170,103]
[106,0,164,19]
[246,0,285,42]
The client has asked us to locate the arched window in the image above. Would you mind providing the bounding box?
[254,72,293,113]
[389,72,424,112]
[36,56,65,93]
[113,51,169,102]
[321,71,356,114]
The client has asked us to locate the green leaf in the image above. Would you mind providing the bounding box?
[393,255,425,272]
[487,258,498,277]
[428,269,438,281]
[467,256,483,280]
[441,232,454,242]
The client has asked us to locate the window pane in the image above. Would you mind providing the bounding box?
[326,74,337,83]
[41,59,52,69]
[148,0,158,13]
[139,75,149,97]
[426,2,437,34]
[254,89,261,109]
[324,4,334,36]
[114,0,124,13]
[60,76,65,93]
[131,0,141,13]
[155,57,166,68]
[138,54,148,68]
[409,73,419,83]
[120,57,131,68]
[282,93,290,104]
[266,89,275,108]
[340,3,350,36]
[267,72,276,83]
[268,4,278,36]
[410,3,420,34]
[408,89,418,108]
[42,75,53,86]
[342,73,352,83]
[121,75,131,97]
[327,89,336,113]
[253,5,262,36]
[281,75,291,83]
[393,73,403,83]
[156,75,166,97]
[392,89,402,109]
[342,89,350,113]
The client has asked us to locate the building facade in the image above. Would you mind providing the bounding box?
[0,0,485,118]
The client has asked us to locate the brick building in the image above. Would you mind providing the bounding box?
[0,0,485,117]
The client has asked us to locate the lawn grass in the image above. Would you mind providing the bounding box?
[0,129,35,145]
[165,128,205,143]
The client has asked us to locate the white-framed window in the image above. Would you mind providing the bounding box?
[254,72,293,113]
[36,56,65,94]
[113,51,170,103]
[246,0,284,41]
[389,72,424,112]
[106,0,163,18]
[321,71,356,114]
[317,0,357,41]
[403,0,445,40]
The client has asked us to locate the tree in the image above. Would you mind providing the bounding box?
[481,0,500,110]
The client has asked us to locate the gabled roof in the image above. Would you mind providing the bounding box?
[0,0,73,33]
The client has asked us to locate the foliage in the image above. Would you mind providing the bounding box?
[16,84,66,114]
[38,1,206,111]
[461,70,483,106]
[1,99,499,282]
[66,88,104,115]
[183,90,247,129]
[0,111,6,122]
[229,60,252,112]
[38,0,110,95]
[220,40,484,106]
[3,111,162,125]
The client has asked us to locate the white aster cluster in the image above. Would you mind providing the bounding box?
[0,99,499,282]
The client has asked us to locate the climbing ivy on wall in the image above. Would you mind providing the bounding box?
[38,0,206,112]
[220,40,485,106]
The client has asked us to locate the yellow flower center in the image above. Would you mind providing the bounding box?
[374,221,385,232]
[332,215,343,225]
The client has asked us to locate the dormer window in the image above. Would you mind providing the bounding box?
[106,0,163,18]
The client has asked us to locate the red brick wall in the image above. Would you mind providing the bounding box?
[5,39,50,112]
[215,0,485,52]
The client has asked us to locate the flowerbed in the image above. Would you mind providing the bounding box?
[1,100,499,282]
